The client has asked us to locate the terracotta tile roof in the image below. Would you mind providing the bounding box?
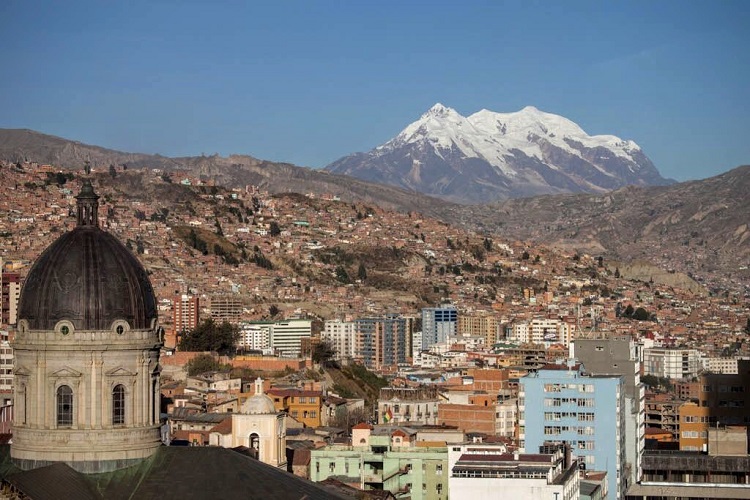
[209,416,233,435]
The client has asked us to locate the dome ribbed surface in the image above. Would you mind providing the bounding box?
[241,394,276,415]
[18,226,157,331]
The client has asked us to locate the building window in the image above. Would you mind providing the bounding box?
[309,410,317,419]
[329,462,335,472]
[436,464,443,473]
[57,385,73,426]
[113,384,125,425]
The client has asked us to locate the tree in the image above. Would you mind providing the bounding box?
[521,251,530,260]
[312,341,337,367]
[623,304,635,317]
[109,164,117,178]
[269,221,281,236]
[614,267,620,278]
[186,353,223,375]
[597,256,604,267]
[335,265,351,284]
[357,262,367,281]
[269,304,280,317]
[633,307,650,321]
[178,318,240,356]
[745,318,750,334]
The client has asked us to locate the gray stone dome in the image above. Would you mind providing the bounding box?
[17,180,157,331]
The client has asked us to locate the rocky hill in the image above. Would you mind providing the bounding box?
[0,128,746,291]
[326,104,672,203]
[0,128,451,216]
[439,165,750,294]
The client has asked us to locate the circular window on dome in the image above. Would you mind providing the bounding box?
[55,321,75,336]
[111,320,130,335]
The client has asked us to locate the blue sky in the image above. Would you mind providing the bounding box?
[1,1,748,181]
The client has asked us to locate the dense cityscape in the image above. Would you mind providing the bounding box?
[0,161,748,499]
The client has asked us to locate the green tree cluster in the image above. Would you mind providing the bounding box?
[312,340,337,367]
[188,228,209,255]
[178,318,240,356]
[335,265,351,284]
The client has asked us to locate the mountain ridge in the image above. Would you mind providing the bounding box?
[326,104,672,203]
[0,127,746,291]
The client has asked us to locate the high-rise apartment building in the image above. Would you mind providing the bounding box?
[508,317,576,347]
[173,294,200,334]
[355,314,409,370]
[0,329,13,395]
[421,304,457,351]
[643,348,701,379]
[269,319,311,358]
[457,312,500,346]
[1,272,21,327]
[237,321,271,352]
[574,337,645,489]
[321,319,356,361]
[519,363,627,499]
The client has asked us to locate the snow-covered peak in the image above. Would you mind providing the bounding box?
[469,106,587,139]
[385,103,476,154]
[326,102,666,202]
[376,103,645,177]
[424,102,454,116]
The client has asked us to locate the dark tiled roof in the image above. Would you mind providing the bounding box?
[5,462,100,500]
[0,445,356,500]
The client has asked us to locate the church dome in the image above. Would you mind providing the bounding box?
[17,180,157,331]
[241,378,276,414]
[241,393,277,415]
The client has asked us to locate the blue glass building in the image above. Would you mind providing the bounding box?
[420,304,457,350]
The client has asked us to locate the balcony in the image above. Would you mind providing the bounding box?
[363,473,383,484]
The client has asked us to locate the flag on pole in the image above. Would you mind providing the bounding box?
[384,407,393,423]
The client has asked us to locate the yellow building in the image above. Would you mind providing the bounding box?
[267,388,322,428]
[679,402,710,451]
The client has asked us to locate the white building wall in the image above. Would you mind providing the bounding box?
[238,323,271,352]
[270,319,311,358]
[322,319,356,361]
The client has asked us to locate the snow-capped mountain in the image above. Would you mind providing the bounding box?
[325,103,671,203]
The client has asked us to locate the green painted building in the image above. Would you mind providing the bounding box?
[310,425,448,500]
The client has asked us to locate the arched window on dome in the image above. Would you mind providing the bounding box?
[113,384,125,425]
[57,385,73,426]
